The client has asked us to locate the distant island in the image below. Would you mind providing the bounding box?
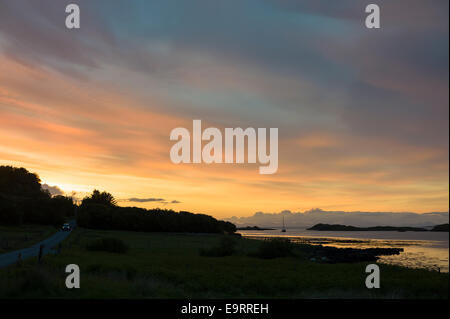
[307,223,428,232]
[237,226,275,231]
[308,223,449,232]
[431,223,449,232]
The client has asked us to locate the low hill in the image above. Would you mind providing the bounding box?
[236,226,275,230]
[431,224,449,232]
[307,223,428,232]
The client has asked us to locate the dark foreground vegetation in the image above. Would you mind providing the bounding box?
[308,223,429,232]
[86,237,129,254]
[0,229,447,299]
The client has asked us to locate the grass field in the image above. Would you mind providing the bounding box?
[0,224,58,253]
[0,228,448,298]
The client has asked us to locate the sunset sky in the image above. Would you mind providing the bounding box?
[0,0,448,218]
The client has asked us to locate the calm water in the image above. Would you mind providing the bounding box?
[238,228,449,273]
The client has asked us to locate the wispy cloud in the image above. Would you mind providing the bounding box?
[127,198,165,203]
[124,198,181,205]
[41,184,64,196]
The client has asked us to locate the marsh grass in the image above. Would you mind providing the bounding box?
[0,228,447,298]
[253,238,294,259]
[199,236,237,257]
[86,237,129,254]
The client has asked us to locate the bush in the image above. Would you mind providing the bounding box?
[200,236,237,257]
[255,238,294,259]
[86,237,129,254]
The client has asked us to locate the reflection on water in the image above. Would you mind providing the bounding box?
[378,243,449,273]
[238,228,449,273]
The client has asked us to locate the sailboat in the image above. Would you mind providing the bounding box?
[281,215,286,232]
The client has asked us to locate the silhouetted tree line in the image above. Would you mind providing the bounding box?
[0,166,74,226]
[78,190,236,234]
[0,166,236,233]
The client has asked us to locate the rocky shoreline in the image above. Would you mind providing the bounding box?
[301,244,404,263]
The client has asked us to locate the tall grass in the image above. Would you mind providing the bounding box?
[85,237,129,254]
[199,236,237,257]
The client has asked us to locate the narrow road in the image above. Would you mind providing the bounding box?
[0,220,76,268]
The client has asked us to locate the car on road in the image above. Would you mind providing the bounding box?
[61,223,71,231]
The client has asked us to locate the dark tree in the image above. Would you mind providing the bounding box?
[82,190,117,207]
[0,166,45,198]
[0,166,70,226]
[51,195,76,217]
